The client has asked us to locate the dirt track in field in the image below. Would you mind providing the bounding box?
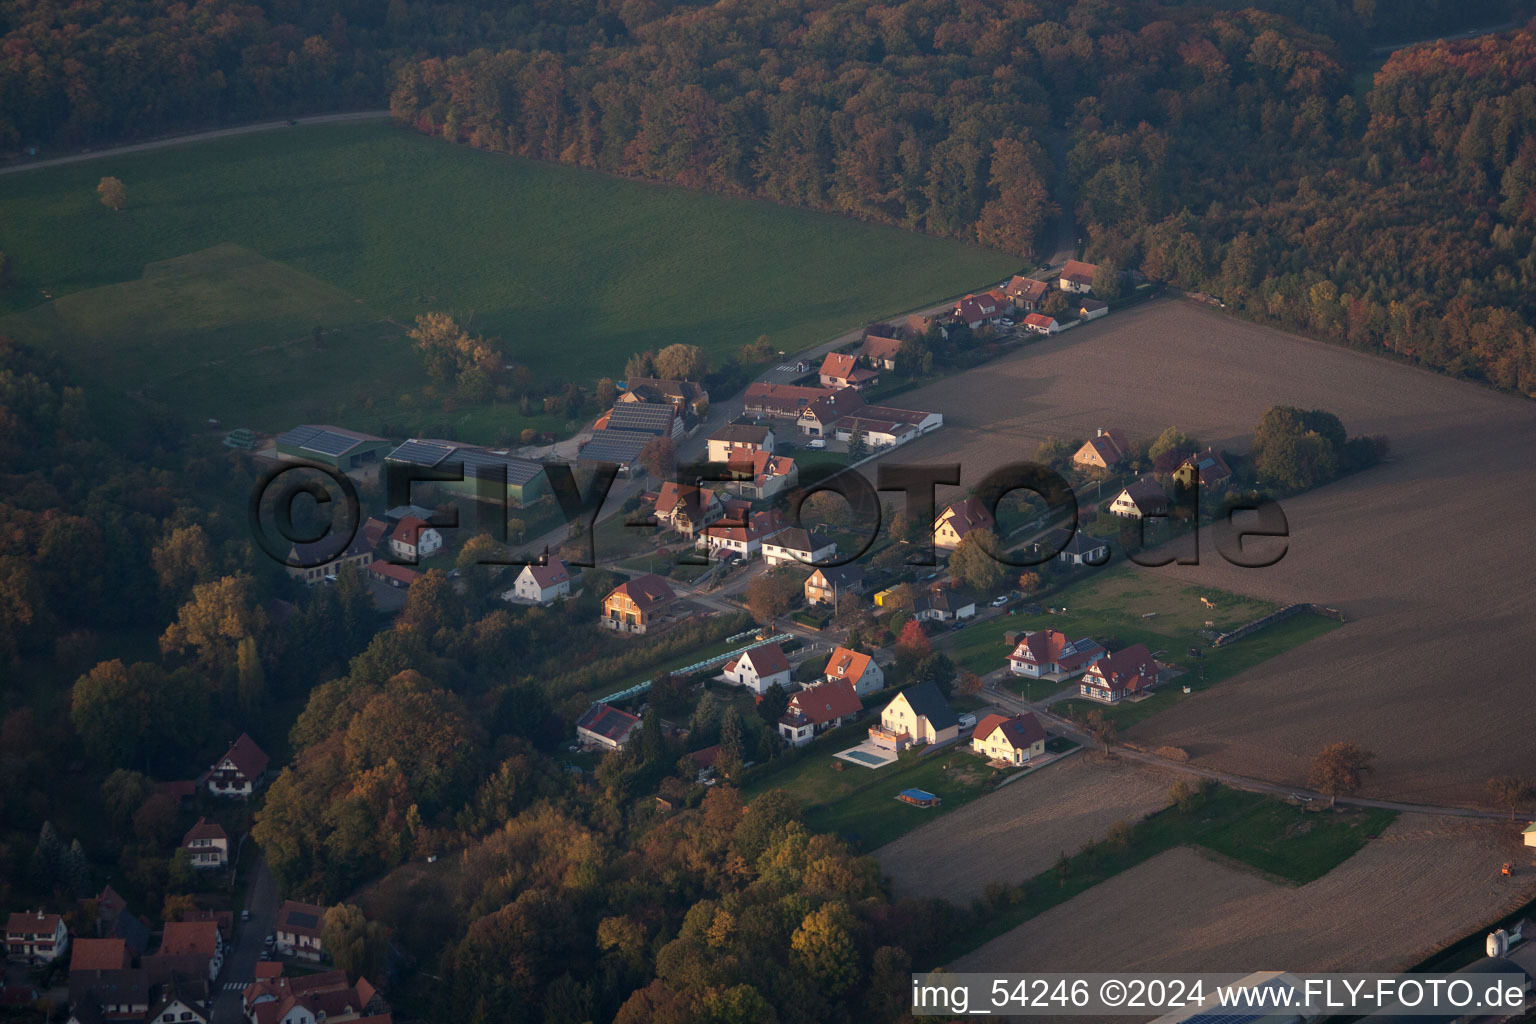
[876,755,1174,902]
[953,813,1535,973]
[886,300,1536,805]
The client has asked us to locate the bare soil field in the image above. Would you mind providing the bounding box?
[887,300,1536,804]
[955,814,1536,973]
[876,755,1174,902]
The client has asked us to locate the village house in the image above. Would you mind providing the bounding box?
[622,377,709,414]
[1059,259,1099,294]
[147,976,211,1024]
[1048,528,1110,567]
[242,968,390,1024]
[933,497,995,550]
[722,643,792,694]
[503,560,571,605]
[857,333,903,371]
[805,564,864,607]
[819,352,879,390]
[366,561,420,590]
[912,585,977,622]
[777,678,862,747]
[724,450,798,501]
[869,682,958,752]
[904,312,946,338]
[146,920,223,983]
[797,388,867,437]
[823,646,885,696]
[953,292,1008,330]
[273,902,327,963]
[654,481,725,537]
[67,968,149,1024]
[1073,428,1131,471]
[575,704,642,751]
[971,712,1047,766]
[1079,298,1109,320]
[1109,477,1170,519]
[286,535,373,586]
[1078,643,1163,703]
[6,910,68,964]
[181,818,229,870]
[1008,629,1104,679]
[601,573,677,634]
[70,938,131,973]
[1005,275,1048,311]
[743,382,837,421]
[1022,312,1059,335]
[206,734,270,799]
[706,423,775,463]
[701,509,787,561]
[1173,447,1233,491]
[762,527,837,567]
[387,516,443,562]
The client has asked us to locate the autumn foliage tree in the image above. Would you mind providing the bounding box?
[96,176,125,211]
[1308,741,1376,805]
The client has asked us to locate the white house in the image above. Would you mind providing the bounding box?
[777,678,862,747]
[274,901,327,962]
[181,818,229,870]
[389,516,443,561]
[1008,629,1104,678]
[823,646,885,696]
[971,712,1047,766]
[1059,259,1098,294]
[1109,478,1169,519]
[701,510,787,561]
[868,682,958,751]
[722,643,792,694]
[1022,312,1059,335]
[5,911,68,964]
[707,424,775,464]
[1078,643,1161,703]
[206,733,269,799]
[762,527,837,567]
[933,497,994,551]
[504,560,572,605]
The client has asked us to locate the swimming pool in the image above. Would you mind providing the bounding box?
[841,749,889,766]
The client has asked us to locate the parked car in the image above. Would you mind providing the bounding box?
[991,595,1010,607]
[241,910,250,922]
[807,439,827,449]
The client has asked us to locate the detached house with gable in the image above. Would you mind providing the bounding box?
[857,334,903,371]
[869,682,958,752]
[1005,275,1048,311]
[777,678,862,747]
[971,712,1047,766]
[1109,477,1169,519]
[819,352,879,390]
[933,497,995,550]
[1059,259,1099,294]
[388,516,443,562]
[576,704,642,751]
[1078,643,1163,703]
[274,902,328,962]
[504,560,572,605]
[206,734,269,799]
[1073,428,1130,471]
[1008,629,1104,679]
[823,646,885,696]
[181,818,229,870]
[601,573,677,634]
[722,643,792,695]
[654,482,724,538]
[6,911,68,964]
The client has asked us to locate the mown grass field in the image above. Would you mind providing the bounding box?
[0,121,1015,438]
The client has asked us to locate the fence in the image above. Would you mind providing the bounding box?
[597,632,796,704]
[1211,603,1346,647]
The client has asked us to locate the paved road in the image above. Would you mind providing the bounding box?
[0,110,391,176]
[978,681,1517,821]
[211,850,280,1024]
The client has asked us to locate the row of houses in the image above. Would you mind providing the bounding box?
[741,381,942,448]
[1008,627,1165,703]
[949,262,1109,333]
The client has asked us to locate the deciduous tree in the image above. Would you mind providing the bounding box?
[97,176,126,211]
[1307,741,1375,804]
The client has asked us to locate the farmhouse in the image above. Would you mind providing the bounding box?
[503,560,571,605]
[1109,477,1169,519]
[1078,643,1162,703]
[934,497,995,550]
[971,712,1047,766]
[857,334,903,370]
[181,818,229,870]
[576,704,642,751]
[805,565,864,607]
[869,682,959,752]
[819,352,879,390]
[388,516,443,562]
[6,911,68,964]
[654,481,724,537]
[274,901,327,962]
[706,423,775,463]
[385,438,548,506]
[823,646,885,696]
[724,450,798,500]
[1073,428,1130,471]
[722,642,792,694]
[622,377,708,414]
[1173,447,1233,490]
[1048,528,1110,567]
[743,382,837,421]
[602,401,682,440]
[206,733,269,799]
[1005,275,1048,310]
[1008,629,1104,678]
[701,509,787,561]
[367,561,420,590]
[1059,259,1099,293]
[1022,313,1059,335]
[762,527,837,567]
[777,678,862,747]
[1079,298,1109,320]
[274,425,390,476]
[601,573,677,634]
[286,534,374,586]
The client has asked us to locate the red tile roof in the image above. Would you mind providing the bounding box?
[1083,643,1160,694]
[1023,312,1058,329]
[1062,259,1098,286]
[975,712,1046,750]
[276,900,328,940]
[784,677,862,725]
[606,573,676,613]
[824,646,875,684]
[524,559,570,589]
[392,516,432,546]
[1009,629,1102,672]
[1006,276,1048,302]
[214,733,269,781]
[71,938,130,972]
[739,642,790,678]
[159,920,219,957]
[181,817,227,846]
[368,561,421,586]
[937,497,995,538]
[857,334,903,361]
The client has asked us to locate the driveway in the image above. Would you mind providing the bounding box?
[211,851,279,1023]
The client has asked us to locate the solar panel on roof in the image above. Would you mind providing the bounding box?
[300,430,359,457]
[387,440,454,467]
[287,911,319,929]
[277,425,323,447]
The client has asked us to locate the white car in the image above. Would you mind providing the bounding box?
[991,595,1009,607]
[807,439,827,449]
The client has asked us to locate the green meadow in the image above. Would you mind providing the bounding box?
[0,121,1015,439]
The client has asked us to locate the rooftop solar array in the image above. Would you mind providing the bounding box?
[607,402,676,435]
[579,430,655,464]
[386,439,457,467]
[386,440,545,487]
[279,424,384,458]
[286,911,319,929]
